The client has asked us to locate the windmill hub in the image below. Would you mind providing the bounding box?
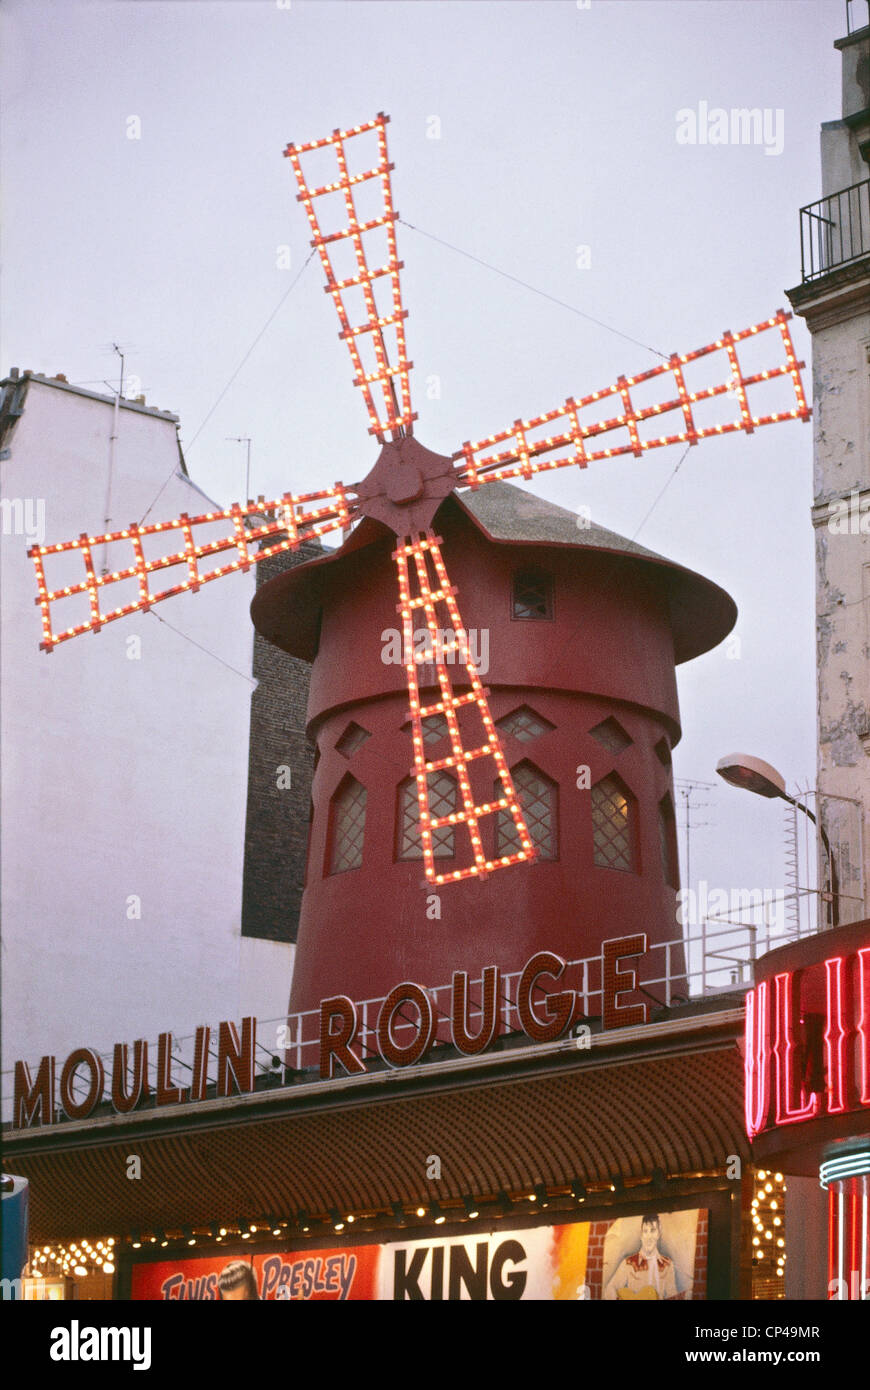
[354,435,458,535]
[386,465,423,504]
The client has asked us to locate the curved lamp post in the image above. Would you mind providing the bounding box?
[715,754,838,929]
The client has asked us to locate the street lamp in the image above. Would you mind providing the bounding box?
[715,754,837,928]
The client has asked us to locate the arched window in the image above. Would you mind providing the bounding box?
[658,792,679,888]
[496,762,557,860]
[398,772,457,859]
[328,775,367,875]
[591,773,638,872]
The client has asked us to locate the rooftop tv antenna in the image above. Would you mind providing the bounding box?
[674,777,714,891]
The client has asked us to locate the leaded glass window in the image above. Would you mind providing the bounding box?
[329,776,367,874]
[591,774,636,872]
[398,772,456,859]
[421,713,449,745]
[496,762,557,860]
[335,721,371,758]
[589,716,631,754]
[496,706,554,743]
[402,712,449,745]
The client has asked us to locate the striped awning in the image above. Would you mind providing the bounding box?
[6,1014,747,1241]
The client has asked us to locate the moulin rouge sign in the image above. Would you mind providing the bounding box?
[14,938,650,1131]
[744,942,870,1139]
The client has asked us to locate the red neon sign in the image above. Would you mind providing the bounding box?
[859,947,870,1106]
[744,980,769,1137]
[772,972,818,1126]
[824,957,848,1116]
[745,946,870,1138]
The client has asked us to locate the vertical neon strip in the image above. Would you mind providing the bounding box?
[859,948,870,1105]
[773,971,818,1124]
[851,1180,860,1300]
[839,1186,845,1298]
[824,956,848,1114]
[744,982,770,1138]
[856,1178,861,1295]
[828,1185,836,1298]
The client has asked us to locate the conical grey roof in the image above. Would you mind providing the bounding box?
[251,479,736,665]
[456,480,669,560]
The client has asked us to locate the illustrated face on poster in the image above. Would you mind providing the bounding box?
[601,1209,699,1301]
[129,1209,705,1300]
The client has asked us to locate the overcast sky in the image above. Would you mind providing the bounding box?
[2,0,846,932]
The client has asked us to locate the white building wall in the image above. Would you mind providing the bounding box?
[239,939,297,1050]
[795,31,870,925]
[1,376,292,1117]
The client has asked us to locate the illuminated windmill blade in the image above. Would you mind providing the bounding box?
[31,485,356,651]
[455,310,811,488]
[285,113,416,442]
[394,529,537,884]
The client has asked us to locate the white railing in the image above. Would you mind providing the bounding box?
[4,911,816,1120]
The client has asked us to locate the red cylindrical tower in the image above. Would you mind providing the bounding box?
[252,481,736,1016]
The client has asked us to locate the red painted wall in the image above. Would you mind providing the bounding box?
[305,507,683,730]
[270,500,705,1017]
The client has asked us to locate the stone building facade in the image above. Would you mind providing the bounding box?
[788,19,870,926]
[241,538,321,943]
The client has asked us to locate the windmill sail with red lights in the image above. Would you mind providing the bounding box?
[30,113,811,886]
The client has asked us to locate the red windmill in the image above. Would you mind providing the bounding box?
[31,112,810,890]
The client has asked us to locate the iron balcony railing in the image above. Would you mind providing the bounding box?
[846,0,870,36]
[800,178,870,281]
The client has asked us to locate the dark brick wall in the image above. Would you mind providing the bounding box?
[241,539,322,943]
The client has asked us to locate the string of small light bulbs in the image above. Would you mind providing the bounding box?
[28,1237,116,1280]
[750,1167,787,1282]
